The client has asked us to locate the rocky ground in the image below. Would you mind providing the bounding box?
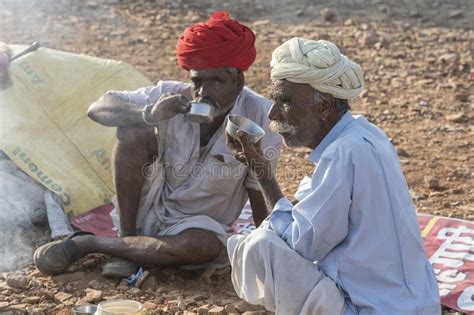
[0,0,472,313]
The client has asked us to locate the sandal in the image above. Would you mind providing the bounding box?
[33,230,94,276]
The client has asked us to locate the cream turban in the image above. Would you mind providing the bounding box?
[270,37,364,100]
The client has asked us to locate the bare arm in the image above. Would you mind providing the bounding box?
[87,91,191,127]
[248,189,269,227]
[228,131,285,212]
[87,92,145,127]
[255,175,284,211]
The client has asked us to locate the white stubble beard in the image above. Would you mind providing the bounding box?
[269,120,300,146]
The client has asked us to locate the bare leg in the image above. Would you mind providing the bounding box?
[112,125,157,236]
[73,228,221,266]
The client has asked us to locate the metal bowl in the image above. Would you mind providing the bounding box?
[226,114,265,144]
[73,304,97,315]
[185,102,214,124]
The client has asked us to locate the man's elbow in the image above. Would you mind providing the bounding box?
[87,102,100,122]
[87,93,111,125]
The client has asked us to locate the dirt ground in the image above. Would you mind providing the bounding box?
[0,0,472,313]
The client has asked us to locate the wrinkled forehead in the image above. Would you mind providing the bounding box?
[270,79,315,100]
[189,68,229,80]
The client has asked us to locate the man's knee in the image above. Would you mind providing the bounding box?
[114,125,157,165]
[177,229,221,264]
[116,125,153,143]
[245,228,281,255]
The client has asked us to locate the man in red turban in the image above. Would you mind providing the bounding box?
[34,12,282,278]
[176,11,256,71]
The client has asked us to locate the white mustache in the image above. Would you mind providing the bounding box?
[269,121,297,135]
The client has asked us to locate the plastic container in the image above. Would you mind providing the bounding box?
[95,300,144,315]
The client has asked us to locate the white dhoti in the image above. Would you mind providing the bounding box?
[109,80,283,268]
[227,228,346,315]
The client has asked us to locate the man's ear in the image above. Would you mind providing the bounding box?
[236,71,245,92]
[320,94,333,122]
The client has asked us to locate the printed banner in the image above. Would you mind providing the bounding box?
[418,214,474,313]
[72,205,473,313]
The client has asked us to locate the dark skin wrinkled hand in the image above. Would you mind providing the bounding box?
[226,130,284,211]
[226,130,270,176]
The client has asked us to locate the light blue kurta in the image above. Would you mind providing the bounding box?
[269,112,440,314]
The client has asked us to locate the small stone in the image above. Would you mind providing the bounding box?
[6,275,28,290]
[38,289,55,300]
[9,303,29,312]
[378,35,391,48]
[27,270,42,278]
[127,287,141,295]
[252,20,270,26]
[424,176,440,190]
[397,148,410,157]
[448,10,463,18]
[360,23,369,30]
[82,288,102,303]
[52,272,85,284]
[86,1,98,9]
[321,8,337,22]
[378,5,389,13]
[233,301,261,313]
[409,9,421,18]
[450,188,464,194]
[344,18,354,26]
[143,301,157,310]
[208,306,225,315]
[200,268,216,285]
[0,301,9,309]
[439,53,459,63]
[446,113,468,123]
[25,296,40,304]
[419,100,429,107]
[197,304,211,314]
[362,31,378,46]
[88,280,102,290]
[80,258,96,268]
[218,298,237,305]
[168,304,180,312]
[454,93,469,102]
[224,304,239,313]
[156,287,168,294]
[54,292,73,302]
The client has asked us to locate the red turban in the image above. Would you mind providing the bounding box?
[176,11,256,71]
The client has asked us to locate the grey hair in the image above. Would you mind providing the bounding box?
[313,90,350,115]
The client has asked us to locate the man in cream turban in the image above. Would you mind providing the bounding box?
[227,38,440,314]
[33,12,282,277]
